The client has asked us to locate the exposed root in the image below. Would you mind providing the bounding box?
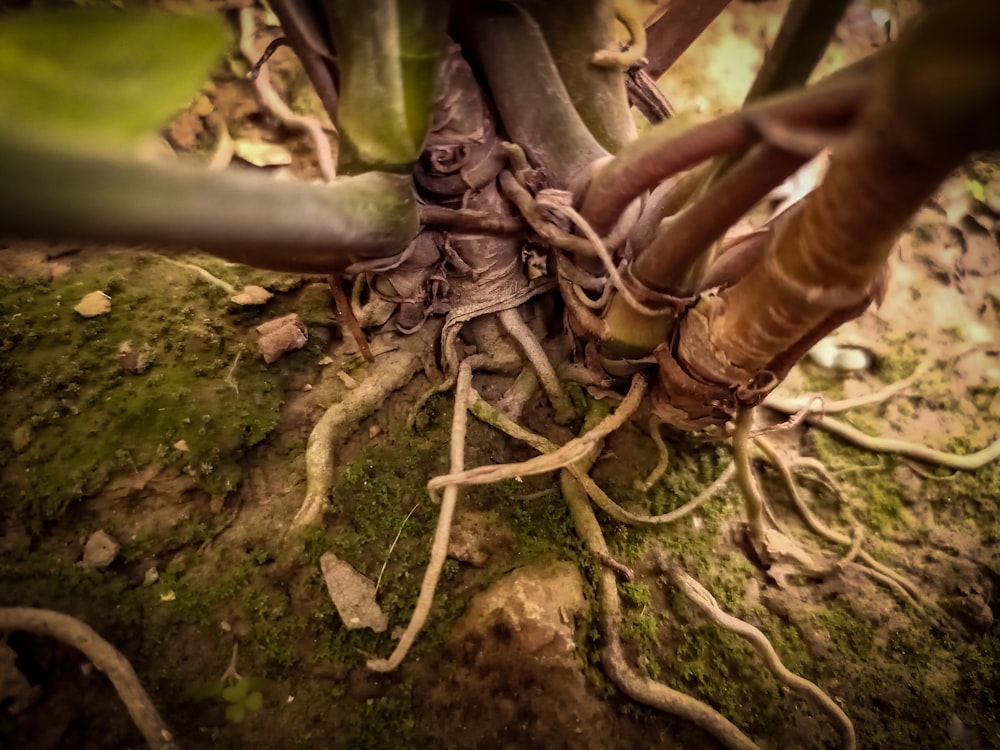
[497,307,575,423]
[239,7,337,181]
[291,322,440,530]
[765,368,1000,470]
[753,436,936,613]
[664,568,857,750]
[733,409,767,546]
[366,358,474,672]
[635,416,669,491]
[0,607,176,750]
[558,412,760,750]
[163,258,237,295]
[426,375,646,502]
[469,386,735,526]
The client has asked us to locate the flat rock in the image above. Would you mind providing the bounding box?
[81,529,120,569]
[455,561,588,667]
[74,291,111,317]
[320,552,387,632]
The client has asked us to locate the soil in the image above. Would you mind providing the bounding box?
[2,2,999,750]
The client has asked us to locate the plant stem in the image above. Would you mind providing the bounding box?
[0,139,419,273]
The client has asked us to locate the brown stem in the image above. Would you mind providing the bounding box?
[642,0,732,81]
[633,143,810,295]
[579,73,868,236]
[329,274,373,362]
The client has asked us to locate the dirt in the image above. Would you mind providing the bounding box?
[2,2,999,750]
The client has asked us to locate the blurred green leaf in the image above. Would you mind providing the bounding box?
[244,691,263,712]
[225,702,247,724]
[221,676,250,703]
[966,178,986,203]
[0,8,227,152]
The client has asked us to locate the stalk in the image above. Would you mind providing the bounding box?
[0,138,419,272]
[463,0,608,188]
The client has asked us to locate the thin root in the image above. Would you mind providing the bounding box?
[0,607,177,750]
[367,358,474,672]
[665,569,857,750]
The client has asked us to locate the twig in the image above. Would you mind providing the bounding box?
[329,274,373,363]
[374,502,420,594]
[0,607,177,750]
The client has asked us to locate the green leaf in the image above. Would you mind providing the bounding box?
[225,702,247,724]
[244,691,263,712]
[966,179,986,203]
[221,677,250,703]
[0,8,227,152]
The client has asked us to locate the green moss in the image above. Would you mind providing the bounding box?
[808,430,910,532]
[0,253,285,526]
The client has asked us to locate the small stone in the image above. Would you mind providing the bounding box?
[256,313,308,363]
[336,370,359,389]
[317,356,335,366]
[234,139,293,167]
[142,567,159,586]
[832,346,871,372]
[368,425,381,439]
[82,530,120,569]
[231,285,273,306]
[302,383,313,392]
[74,291,111,317]
[174,439,190,452]
[11,423,32,453]
[319,552,387,632]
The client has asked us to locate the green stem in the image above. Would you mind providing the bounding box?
[515,0,635,152]
[0,139,419,272]
[463,0,608,188]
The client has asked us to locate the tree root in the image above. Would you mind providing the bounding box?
[663,568,857,750]
[558,410,760,750]
[0,607,176,750]
[752,435,957,623]
[366,357,474,672]
[497,307,575,423]
[636,416,669,491]
[291,322,441,529]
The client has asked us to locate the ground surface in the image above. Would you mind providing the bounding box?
[2,2,999,749]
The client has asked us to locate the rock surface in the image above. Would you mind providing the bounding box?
[454,561,588,667]
[81,530,120,569]
[320,552,387,632]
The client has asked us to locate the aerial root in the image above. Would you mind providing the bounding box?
[238,7,337,181]
[496,307,575,423]
[558,409,760,750]
[366,357,474,673]
[752,435,951,619]
[663,568,857,750]
[764,361,1000,471]
[291,322,441,530]
[636,416,669,491]
[0,607,176,750]
[469,384,735,526]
